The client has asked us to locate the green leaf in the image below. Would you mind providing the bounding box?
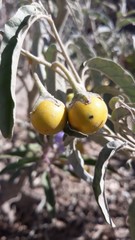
[0,3,44,138]
[122,53,135,75]
[3,143,42,158]
[64,123,88,138]
[92,140,125,227]
[89,10,113,28]
[67,140,93,183]
[44,43,57,63]
[42,171,55,218]
[85,57,135,102]
[129,198,135,240]
[84,158,120,175]
[109,96,120,110]
[66,0,84,31]
[94,86,121,96]
[117,17,135,30]
[1,3,43,52]
[0,156,38,175]
[44,43,57,97]
[44,43,66,102]
[73,36,96,60]
[111,107,130,122]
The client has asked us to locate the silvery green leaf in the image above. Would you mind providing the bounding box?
[42,171,55,218]
[93,140,125,227]
[64,123,88,138]
[67,140,93,183]
[85,57,135,102]
[0,3,44,138]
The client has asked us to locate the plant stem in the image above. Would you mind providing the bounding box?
[103,124,135,149]
[32,72,49,97]
[21,49,67,81]
[47,16,82,84]
[52,61,83,93]
[21,13,85,93]
[21,48,83,93]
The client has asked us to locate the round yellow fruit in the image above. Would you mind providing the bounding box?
[30,99,67,135]
[67,94,108,134]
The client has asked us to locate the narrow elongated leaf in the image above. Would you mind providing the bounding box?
[89,10,113,28]
[67,140,93,183]
[73,36,96,59]
[0,157,38,175]
[118,17,135,30]
[129,198,135,240]
[109,96,120,110]
[92,140,125,227]
[111,107,130,121]
[0,3,44,138]
[84,158,120,175]
[95,86,121,96]
[44,44,57,97]
[85,57,135,102]
[0,3,43,52]
[42,171,55,218]
[64,123,88,138]
[66,0,84,31]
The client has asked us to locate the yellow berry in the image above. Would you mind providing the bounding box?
[30,99,67,135]
[67,94,108,134]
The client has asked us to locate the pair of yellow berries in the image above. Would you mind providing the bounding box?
[30,93,108,136]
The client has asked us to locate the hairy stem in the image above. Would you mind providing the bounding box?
[21,48,67,80]
[47,16,82,84]
[21,48,83,93]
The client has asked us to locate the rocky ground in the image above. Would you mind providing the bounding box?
[0,134,134,240]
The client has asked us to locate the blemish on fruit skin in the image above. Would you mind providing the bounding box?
[68,94,108,134]
[89,115,94,119]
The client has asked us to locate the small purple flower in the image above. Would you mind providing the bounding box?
[54,131,65,153]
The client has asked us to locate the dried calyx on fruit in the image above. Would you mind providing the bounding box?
[67,91,108,135]
[66,92,74,106]
[30,73,67,135]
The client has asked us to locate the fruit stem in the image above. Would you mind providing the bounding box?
[21,48,84,94]
[21,48,67,81]
[32,72,52,98]
[52,61,84,94]
[22,13,82,85]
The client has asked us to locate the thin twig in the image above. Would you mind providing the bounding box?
[21,48,82,92]
[47,16,82,84]
[21,48,67,81]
